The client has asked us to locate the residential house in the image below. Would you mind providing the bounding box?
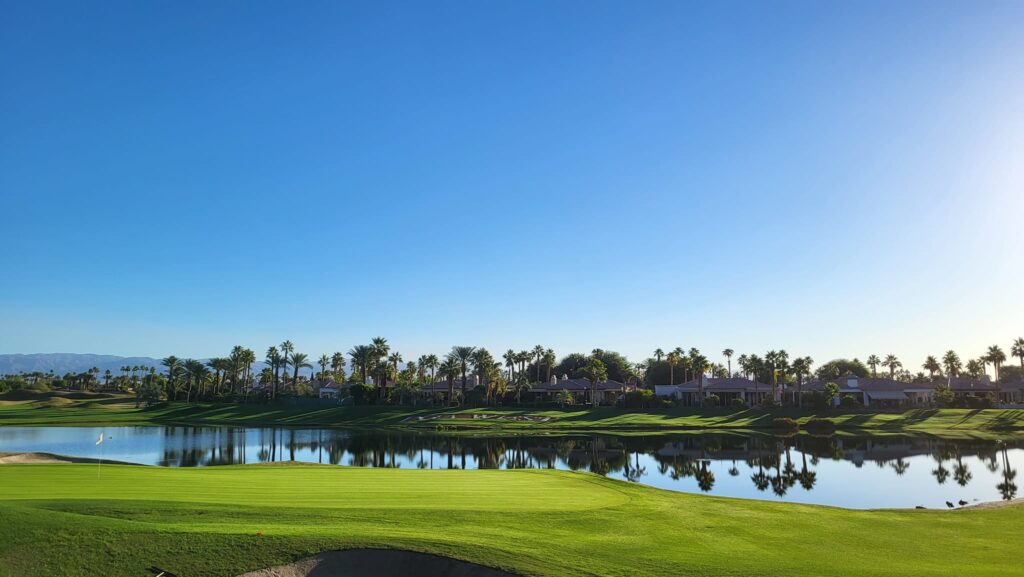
[803,376,934,407]
[533,374,634,406]
[655,378,775,407]
[946,376,1001,402]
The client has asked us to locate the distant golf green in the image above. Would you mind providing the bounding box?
[0,462,1020,577]
[1,392,1022,435]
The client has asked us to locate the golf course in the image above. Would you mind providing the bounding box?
[0,460,1020,577]
[2,392,1022,435]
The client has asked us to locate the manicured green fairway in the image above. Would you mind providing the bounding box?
[1,393,1022,435]
[0,463,1020,577]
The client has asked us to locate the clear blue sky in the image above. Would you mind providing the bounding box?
[3,1,1022,369]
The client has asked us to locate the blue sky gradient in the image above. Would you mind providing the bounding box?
[2,1,1023,367]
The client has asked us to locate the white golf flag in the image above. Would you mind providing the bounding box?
[96,433,104,445]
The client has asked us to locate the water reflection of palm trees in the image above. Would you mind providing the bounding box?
[623,451,647,483]
[751,461,770,492]
[890,458,910,476]
[695,460,715,492]
[143,427,1023,504]
[953,452,973,487]
[997,445,1017,501]
[931,456,950,485]
[797,452,817,491]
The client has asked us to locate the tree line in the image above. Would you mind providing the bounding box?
[5,337,1022,406]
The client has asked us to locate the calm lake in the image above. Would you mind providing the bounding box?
[1,425,1020,509]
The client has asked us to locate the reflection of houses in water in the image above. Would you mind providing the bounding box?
[830,437,934,467]
[653,437,778,461]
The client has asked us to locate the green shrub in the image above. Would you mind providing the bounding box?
[705,394,721,406]
[840,394,860,408]
[134,380,164,407]
[771,417,799,430]
[804,417,836,432]
[805,391,829,410]
[348,383,377,405]
[824,382,840,406]
[761,397,780,409]
[623,389,654,408]
[933,386,955,407]
[729,396,746,408]
[966,394,994,409]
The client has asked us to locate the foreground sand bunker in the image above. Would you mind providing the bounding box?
[236,549,517,577]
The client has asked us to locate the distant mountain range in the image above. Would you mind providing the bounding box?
[0,353,280,376]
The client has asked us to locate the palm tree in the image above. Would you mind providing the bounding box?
[942,350,962,379]
[503,349,517,381]
[317,354,330,380]
[1012,338,1024,375]
[290,352,312,392]
[722,349,734,376]
[184,359,210,402]
[666,351,680,385]
[653,349,664,362]
[689,349,708,407]
[554,389,573,407]
[532,345,545,382]
[470,348,495,401]
[241,348,256,389]
[440,355,460,404]
[372,337,390,393]
[791,356,812,407]
[278,341,294,392]
[348,345,374,384]
[882,354,901,379]
[747,354,763,401]
[580,357,608,407]
[423,354,439,383]
[388,352,403,377]
[986,345,1007,381]
[543,348,556,382]
[279,340,294,363]
[516,350,531,377]
[737,354,749,378]
[922,356,941,380]
[966,359,984,379]
[206,357,229,397]
[866,355,881,378]
[451,346,476,399]
[263,347,281,398]
[161,356,181,401]
[330,352,345,379]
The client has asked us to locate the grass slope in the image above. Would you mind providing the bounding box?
[0,463,1021,577]
[2,393,1023,434]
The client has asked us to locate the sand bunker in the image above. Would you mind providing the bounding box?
[0,452,140,465]
[0,452,78,464]
[235,549,518,577]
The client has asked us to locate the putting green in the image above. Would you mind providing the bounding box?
[0,463,1021,577]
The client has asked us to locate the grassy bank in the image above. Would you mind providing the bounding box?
[0,462,1020,577]
[1,392,1022,434]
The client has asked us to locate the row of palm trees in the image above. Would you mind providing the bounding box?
[866,338,1024,382]
[121,336,1023,405]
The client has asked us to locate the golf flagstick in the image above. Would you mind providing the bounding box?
[95,432,104,477]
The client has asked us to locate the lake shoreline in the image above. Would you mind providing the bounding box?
[2,392,1023,437]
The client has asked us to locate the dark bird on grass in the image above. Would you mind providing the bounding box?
[958,500,968,506]
[945,501,955,508]
[915,506,926,509]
